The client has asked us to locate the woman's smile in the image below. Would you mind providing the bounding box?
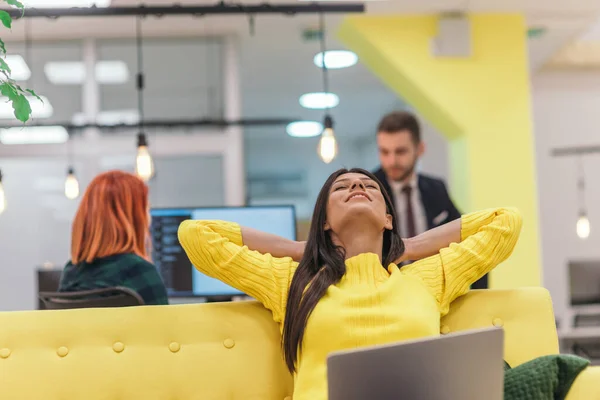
[346,192,371,202]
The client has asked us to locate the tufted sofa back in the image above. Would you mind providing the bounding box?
[0,288,558,399]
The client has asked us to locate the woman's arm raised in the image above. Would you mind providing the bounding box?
[396,218,462,264]
[400,208,522,315]
[178,220,302,322]
[241,226,305,262]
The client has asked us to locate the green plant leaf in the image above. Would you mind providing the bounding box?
[25,88,42,102]
[0,81,17,98]
[0,58,11,75]
[0,10,12,29]
[12,93,31,122]
[0,0,37,126]
[5,0,24,9]
[0,81,32,122]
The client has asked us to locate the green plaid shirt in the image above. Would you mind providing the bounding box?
[59,253,169,305]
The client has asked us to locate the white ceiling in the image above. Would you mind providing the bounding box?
[545,11,600,68]
[2,0,599,139]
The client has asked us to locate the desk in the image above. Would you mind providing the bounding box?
[559,326,600,366]
[36,266,252,308]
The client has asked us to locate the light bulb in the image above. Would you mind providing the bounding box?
[136,145,154,182]
[0,178,5,215]
[135,133,154,182]
[64,168,80,200]
[577,214,590,239]
[318,128,338,164]
[317,114,338,164]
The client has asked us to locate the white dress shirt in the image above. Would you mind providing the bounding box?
[389,175,428,238]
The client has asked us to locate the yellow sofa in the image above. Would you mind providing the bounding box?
[0,287,598,399]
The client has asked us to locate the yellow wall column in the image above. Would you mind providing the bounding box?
[339,14,540,288]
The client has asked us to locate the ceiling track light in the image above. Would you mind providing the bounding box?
[286,120,323,138]
[313,50,358,70]
[4,3,364,19]
[299,92,339,110]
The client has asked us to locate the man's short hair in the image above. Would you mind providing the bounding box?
[376,111,421,144]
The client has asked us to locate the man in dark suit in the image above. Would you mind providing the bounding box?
[373,111,487,289]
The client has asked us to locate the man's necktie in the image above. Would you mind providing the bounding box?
[401,186,416,238]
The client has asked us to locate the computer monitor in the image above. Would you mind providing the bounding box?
[150,205,296,299]
[569,260,600,306]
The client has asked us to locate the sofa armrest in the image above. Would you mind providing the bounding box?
[566,366,600,399]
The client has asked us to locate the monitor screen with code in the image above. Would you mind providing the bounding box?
[150,206,296,297]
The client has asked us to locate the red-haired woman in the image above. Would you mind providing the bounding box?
[59,170,168,305]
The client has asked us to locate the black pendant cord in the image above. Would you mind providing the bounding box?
[577,156,586,215]
[318,12,330,115]
[67,134,73,171]
[67,132,77,174]
[136,15,145,132]
[204,21,212,118]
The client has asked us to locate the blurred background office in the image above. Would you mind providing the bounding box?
[0,0,599,359]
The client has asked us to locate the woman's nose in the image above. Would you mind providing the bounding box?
[351,180,365,190]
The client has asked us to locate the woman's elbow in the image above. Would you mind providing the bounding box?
[177,220,204,259]
[494,208,523,263]
[502,207,523,242]
[177,220,197,246]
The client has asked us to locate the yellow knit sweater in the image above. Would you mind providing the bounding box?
[178,208,522,400]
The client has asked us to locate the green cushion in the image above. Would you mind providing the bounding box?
[503,355,590,400]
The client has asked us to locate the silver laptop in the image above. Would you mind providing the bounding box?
[327,327,504,400]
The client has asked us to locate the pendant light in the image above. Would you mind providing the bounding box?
[316,13,338,164]
[64,133,80,200]
[134,15,154,182]
[0,168,6,215]
[65,167,80,200]
[136,132,154,181]
[318,115,337,164]
[577,214,590,240]
[576,156,590,239]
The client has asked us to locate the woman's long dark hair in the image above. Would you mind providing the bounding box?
[281,168,405,373]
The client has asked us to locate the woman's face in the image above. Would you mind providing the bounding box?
[325,172,393,234]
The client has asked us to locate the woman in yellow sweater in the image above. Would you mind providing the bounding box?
[178,168,522,400]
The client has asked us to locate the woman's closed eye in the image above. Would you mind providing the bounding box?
[333,184,377,191]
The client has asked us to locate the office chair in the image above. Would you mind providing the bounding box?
[36,269,63,309]
[39,287,145,310]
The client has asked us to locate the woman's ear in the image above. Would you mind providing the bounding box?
[384,214,393,231]
[324,221,331,231]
